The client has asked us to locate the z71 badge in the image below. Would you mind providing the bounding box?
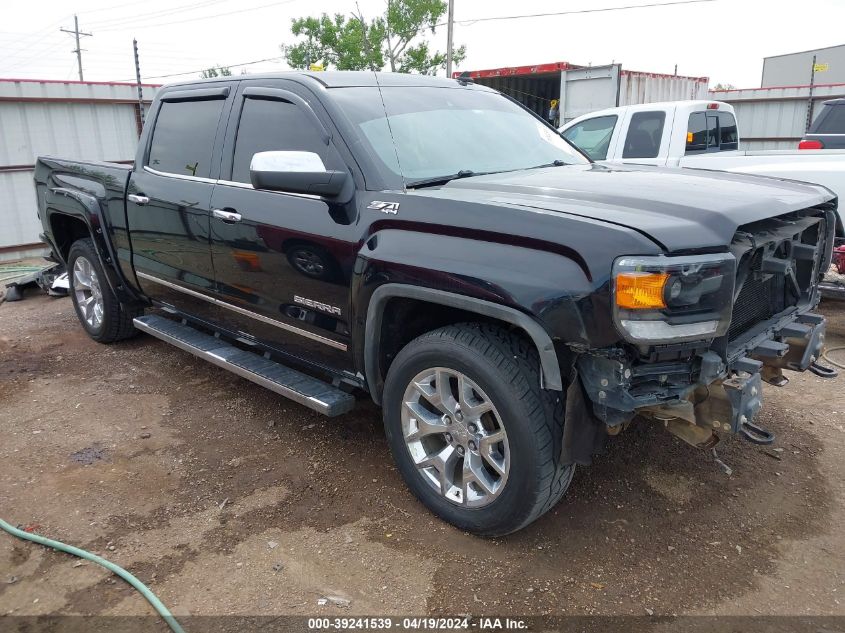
[367,201,400,214]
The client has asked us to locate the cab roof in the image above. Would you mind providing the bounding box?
[167,71,481,90]
[560,100,735,129]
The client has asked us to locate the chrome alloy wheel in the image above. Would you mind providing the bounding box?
[401,367,510,507]
[73,256,104,330]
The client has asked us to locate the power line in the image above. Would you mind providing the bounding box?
[77,0,158,16]
[0,40,70,74]
[111,56,282,82]
[3,0,713,82]
[86,0,229,29]
[367,0,716,53]
[97,0,300,32]
[0,18,71,57]
[452,0,716,26]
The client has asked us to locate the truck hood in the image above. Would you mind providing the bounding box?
[414,163,834,251]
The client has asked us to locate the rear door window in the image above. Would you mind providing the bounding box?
[813,104,845,133]
[622,111,665,159]
[561,115,617,160]
[147,99,225,178]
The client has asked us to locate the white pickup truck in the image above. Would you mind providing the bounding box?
[560,100,845,236]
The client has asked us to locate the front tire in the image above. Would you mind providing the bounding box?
[68,238,140,343]
[382,323,574,536]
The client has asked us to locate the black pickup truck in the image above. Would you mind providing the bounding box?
[35,72,837,536]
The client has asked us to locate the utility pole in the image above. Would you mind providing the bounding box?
[133,39,145,126]
[445,0,455,78]
[60,15,92,81]
[805,54,818,133]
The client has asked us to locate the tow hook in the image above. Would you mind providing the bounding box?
[738,416,775,445]
[809,361,839,378]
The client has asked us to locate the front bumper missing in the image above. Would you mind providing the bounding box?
[578,312,831,446]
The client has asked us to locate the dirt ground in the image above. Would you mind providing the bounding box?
[1,288,844,627]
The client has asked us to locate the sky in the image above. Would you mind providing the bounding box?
[0,0,844,88]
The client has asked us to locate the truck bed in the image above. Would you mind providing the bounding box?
[34,156,133,290]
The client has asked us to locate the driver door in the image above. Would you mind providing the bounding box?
[207,81,358,373]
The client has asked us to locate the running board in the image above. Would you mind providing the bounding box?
[133,314,355,417]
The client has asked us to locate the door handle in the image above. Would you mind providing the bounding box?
[128,194,149,205]
[212,208,242,223]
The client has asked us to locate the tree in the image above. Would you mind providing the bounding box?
[285,13,384,71]
[200,65,232,78]
[282,0,465,75]
[713,82,736,91]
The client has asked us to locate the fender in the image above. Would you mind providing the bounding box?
[364,283,564,405]
[43,187,143,306]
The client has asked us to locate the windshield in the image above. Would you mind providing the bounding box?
[331,86,588,185]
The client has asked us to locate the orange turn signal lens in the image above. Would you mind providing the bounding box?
[615,272,669,309]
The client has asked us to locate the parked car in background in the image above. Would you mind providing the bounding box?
[800,99,845,150]
[560,100,845,236]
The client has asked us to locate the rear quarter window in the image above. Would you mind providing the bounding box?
[813,104,845,134]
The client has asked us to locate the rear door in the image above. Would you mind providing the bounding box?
[615,109,672,166]
[127,85,232,321]
[207,80,359,374]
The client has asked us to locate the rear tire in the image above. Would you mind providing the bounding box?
[68,238,141,343]
[382,323,574,536]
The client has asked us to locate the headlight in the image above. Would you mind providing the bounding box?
[612,253,736,344]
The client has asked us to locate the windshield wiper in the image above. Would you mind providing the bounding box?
[406,162,567,189]
[406,169,485,189]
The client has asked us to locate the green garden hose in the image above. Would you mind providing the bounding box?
[0,517,185,633]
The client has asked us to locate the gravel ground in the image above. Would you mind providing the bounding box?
[0,289,843,627]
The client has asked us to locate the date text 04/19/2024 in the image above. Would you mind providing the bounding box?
[307,617,528,630]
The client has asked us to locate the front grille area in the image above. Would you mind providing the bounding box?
[727,211,826,342]
[728,251,781,340]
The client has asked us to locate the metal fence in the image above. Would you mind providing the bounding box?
[0,79,159,262]
[710,83,845,150]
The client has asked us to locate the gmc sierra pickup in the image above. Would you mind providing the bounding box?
[35,72,838,536]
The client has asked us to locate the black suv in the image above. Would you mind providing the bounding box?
[801,98,845,149]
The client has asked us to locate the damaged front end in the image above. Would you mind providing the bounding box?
[576,204,837,451]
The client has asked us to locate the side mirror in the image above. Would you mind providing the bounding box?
[249,151,349,197]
